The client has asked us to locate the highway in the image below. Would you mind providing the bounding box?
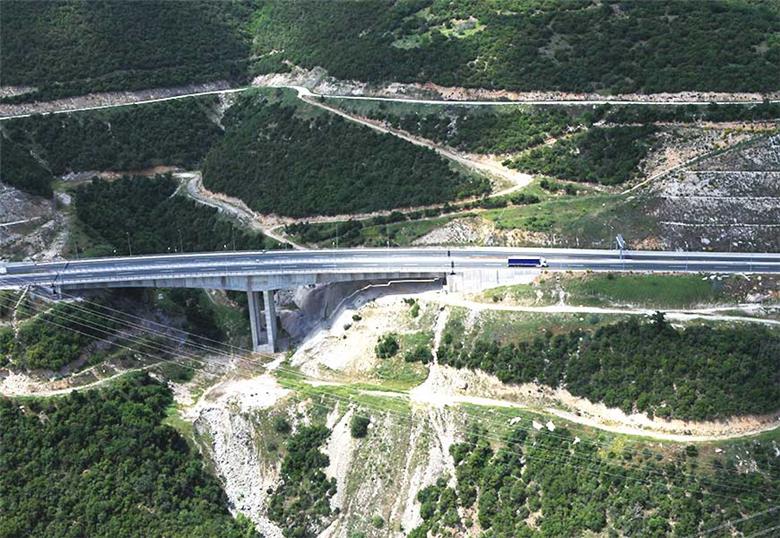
[2,247,779,291]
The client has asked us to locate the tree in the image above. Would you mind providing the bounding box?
[350,415,370,438]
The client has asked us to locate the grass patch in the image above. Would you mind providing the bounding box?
[276,367,412,415]
[565,273,729,308]
[474,310,626,345]
[482,192,659,248]
[482,273,768,309]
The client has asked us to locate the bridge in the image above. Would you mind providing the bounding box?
[2,247,779,352]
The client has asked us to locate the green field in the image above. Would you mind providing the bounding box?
[482,273,760,309]
[482,192,660,249]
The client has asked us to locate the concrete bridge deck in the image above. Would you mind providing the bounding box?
[2,247,779,351]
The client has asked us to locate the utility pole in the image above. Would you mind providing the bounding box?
[126,232,132,255]
[178,228,184,253]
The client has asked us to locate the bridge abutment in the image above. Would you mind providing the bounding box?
[247,289,278,353]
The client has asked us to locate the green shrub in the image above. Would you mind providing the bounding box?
[350,415,370,438]
[375,333,400,358]
[273,416,291,434]
[404,346,433,365]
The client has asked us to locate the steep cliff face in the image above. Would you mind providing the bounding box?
[188,368,468,537]
[191,376,291,538]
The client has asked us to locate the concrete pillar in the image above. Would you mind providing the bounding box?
[263,290,277,352]
[247,289,278,353]
[247,291,264,352]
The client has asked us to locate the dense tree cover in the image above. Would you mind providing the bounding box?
[412,314,780,421]
[74,175,274,256]
[0,373,258,537]
[356,105,588,154]
[268,425,336,538]
[2,98,223,175]
[0,0,250,99]
[0,300,119,371]
[0,136,54,196]
[599,101,780,124]
[411,425,780,537]
[510,126,657,185]
[252,0,780,94]
[201,96,489,217]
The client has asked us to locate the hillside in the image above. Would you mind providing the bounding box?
[0,373,259,537]
[1,3,779,537]
[1,96,223,196]
[4,0,779,101]
[0,0,250,99]
[201,91,489,217]
[251,0,780,94]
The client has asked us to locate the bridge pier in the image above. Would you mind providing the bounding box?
[247,290,278,353]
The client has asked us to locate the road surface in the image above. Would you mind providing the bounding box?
[3,83,779,121]
[1,247,779,291]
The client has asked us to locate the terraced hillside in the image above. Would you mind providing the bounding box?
[654,134,780,251]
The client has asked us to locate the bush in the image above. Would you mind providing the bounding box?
[350,415,370,438]
[511,126,657,185]
[405,346,433,365]
[375,333,400,358]
[273,416,291,434]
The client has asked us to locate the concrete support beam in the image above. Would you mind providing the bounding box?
[263,290,277,352]
[247,289,278,353]
[247,290,264,352]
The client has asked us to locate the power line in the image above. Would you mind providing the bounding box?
[1,285,776,492]
[1,286,777,500]
[689,506,779,537]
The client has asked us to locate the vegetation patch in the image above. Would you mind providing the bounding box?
[562,273,737,308]
[482,273,760,309]
[0,373,257,537]
[268,425,336,537]
[0,136,54,196]
[73,174,274,257]
[510,126,658,185]
[0,298,121,371]
[1,0,250,99]
[482,191,660,249]
[2,97,222,177]
[332,99,591,154]
[251,0,780,94]
[410,423,780,537]
[201,93,489,217]
[418,313,780,421]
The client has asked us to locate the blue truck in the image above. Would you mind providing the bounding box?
[507,257,548,268]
